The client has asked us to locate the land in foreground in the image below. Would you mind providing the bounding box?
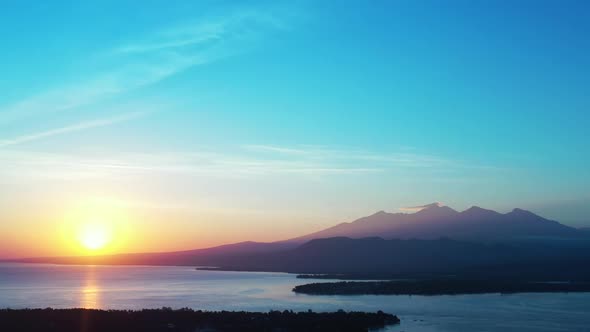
[0,308,398,332]
[293,279,590,296]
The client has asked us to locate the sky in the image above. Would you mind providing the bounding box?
[0,0,589,258]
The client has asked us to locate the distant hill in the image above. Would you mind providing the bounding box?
[287,203,584,243]
[11,236,590,281]
[8,203,590,281]
[15,241,296,266]
[201,237,590,281]
[217,237,521,274]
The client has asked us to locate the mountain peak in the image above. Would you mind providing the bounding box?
[423,202,444,209]
[400,202,444,213]
[414,203,458,217]
[508,208,537,217]
[461,206,500,217]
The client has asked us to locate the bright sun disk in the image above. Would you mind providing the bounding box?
[79,222,111,250]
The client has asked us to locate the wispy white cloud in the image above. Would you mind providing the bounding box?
[115,9,288,55]
[0,144,498,181]
[0,145,383,181]
[399,202,444,212]
[243,144,461,169]
[0,111,147,148]
[0,7,292,125]
[243,144,310,155]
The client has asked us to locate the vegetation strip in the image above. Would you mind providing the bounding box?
[293,280,590,295]
[0,308,399,332]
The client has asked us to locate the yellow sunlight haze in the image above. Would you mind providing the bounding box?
[79,221,110,250]
[60,197,132,256]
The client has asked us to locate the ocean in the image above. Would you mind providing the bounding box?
[0,263,588,332]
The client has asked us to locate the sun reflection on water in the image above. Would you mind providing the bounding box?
[81,266,100,309]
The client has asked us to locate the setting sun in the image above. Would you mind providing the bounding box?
[78,221,111,251]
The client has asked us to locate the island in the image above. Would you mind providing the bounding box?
[0,308,399,332]
[293,279,590,296]
[296,274,409,280]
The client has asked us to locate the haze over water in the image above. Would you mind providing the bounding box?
[1,263,589,332]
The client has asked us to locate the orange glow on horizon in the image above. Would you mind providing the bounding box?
[58,198,133,256]
[0,195,320,259]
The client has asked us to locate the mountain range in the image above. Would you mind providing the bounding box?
[287,203,583,243]
[10,204,590,279]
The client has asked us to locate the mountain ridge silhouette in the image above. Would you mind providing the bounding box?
[286,203,581,243]
[7,203,589,276]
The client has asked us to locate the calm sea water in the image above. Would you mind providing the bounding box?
[0,263,589,332]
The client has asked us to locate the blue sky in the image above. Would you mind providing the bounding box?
[0,0,589,256]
